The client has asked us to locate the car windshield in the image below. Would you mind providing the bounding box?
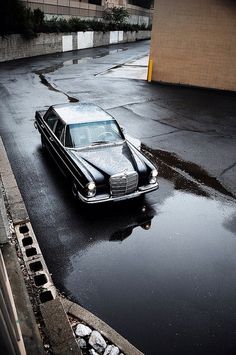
[65,120,124,148]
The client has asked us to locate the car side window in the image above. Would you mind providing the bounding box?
[54,119,65,145]
[44,110,57,130]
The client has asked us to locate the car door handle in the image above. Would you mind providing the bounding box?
[40,124,45,128]
[49,137,54,142]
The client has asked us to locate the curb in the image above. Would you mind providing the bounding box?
[0,136,81,355]
[62,298,144,355]
[0,135,144,355]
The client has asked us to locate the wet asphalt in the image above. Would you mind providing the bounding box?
[0,41,236,355]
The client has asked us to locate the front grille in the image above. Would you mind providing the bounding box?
[110,171,138,197]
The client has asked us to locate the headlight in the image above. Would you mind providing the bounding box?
[86,182,96,197]
[149,169,158,184]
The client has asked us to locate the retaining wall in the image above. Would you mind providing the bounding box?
[0,31,151,63]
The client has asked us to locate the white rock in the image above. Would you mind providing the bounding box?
[89,331,106,353]
[89,350,99,355]
[77,338,87,349]
[104,345,120,355]
[75,323,92,337]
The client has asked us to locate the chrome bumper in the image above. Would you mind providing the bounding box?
[78,182,159,204]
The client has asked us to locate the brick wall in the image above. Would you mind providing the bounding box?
[150,0,236,91]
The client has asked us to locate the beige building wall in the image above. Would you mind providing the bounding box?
[150,0,236,91]
[21,0,151,22]
[21,0,104,18]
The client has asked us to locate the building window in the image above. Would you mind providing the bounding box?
[88,0,102,5]
[128,0,153,9]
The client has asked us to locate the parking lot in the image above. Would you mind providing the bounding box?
[0,40,236,355]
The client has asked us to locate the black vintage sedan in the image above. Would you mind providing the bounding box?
[35,103,159,203]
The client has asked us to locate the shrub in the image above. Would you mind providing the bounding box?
[103,7,129,25]
[0,0,45,39]
[0,0,151,40]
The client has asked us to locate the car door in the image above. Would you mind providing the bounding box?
[43,109,58,153]
[51,118,70,175]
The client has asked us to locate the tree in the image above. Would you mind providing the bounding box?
[0,0,44,38]
[103,7,129,25]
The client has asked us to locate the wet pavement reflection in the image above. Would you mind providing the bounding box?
[32,146,236,355]
[1,41,236,355]
[60,181,236,355]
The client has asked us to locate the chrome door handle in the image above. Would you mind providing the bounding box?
[41,124,45,128]
[49,137,54,142]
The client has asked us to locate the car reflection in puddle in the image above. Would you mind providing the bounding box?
[74,198,156,247]
[64,187,236,355]
[39,148,236,355]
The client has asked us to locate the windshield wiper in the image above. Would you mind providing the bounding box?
[91,141,110,146]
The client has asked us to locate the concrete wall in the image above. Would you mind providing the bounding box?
[0,34,63,62]
[150,0,236,91]
[0,31,151,62]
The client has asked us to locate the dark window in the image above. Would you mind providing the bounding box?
[45,110,58,130]
[88,0,101,5]
[54,120,66,144]
[128,0,153,9]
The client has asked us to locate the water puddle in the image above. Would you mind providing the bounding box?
[38,142,236,355]
[63,188,236,355]
[143,144,235,199]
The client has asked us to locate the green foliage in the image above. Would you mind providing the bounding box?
[103,7,129,25]
[0,0,45,39]
[0,0,150,40]
[41,16,150,34]
[33,9,45,33]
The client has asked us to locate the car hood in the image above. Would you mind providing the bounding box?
[69,142,147,179]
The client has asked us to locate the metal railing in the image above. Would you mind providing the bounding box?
[0,249,26,355]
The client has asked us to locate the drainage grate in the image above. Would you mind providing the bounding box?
[34,274,47,287]
[29,261,43,272]
[25,247,37,257]
[15,221,57,303]
[40,291,53,303]
[22,236,33,247]
[19,225,29,234]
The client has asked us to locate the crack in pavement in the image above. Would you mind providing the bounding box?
[106,97,157,111]
[38,73,79,103]
[152,118,217,135]
[219,161,236,177]
[125,102,221,136]
[140,129,182,139]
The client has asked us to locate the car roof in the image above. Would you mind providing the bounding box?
[51,103,115,125]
